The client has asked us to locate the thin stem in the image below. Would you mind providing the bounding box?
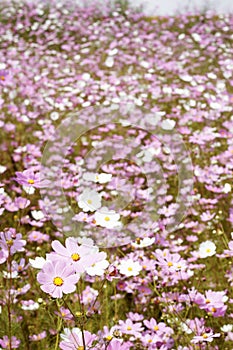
[6,249,12,350]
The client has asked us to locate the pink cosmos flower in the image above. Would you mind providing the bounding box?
[37,260,79,298]
[196,290,227,317]
[107,339,130,350]
[50,237,99,273]
[118,318,143,338]
[0,70,10,86]
[0,228,26,255]
[54,307,74,321]
[14,169,47,188]
[59,328,96,350]
[29,331,47,341]
[144,318,173,336]
[155,249,186,272]
[191,332,220,343]
[0,336,20,349]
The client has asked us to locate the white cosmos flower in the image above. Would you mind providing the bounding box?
[29,257,46,269]
[78,189,101,212]
[118,259,142,277]
[198,241,216,258]
[23,186,35,194]
[60,328,81,341]
[105,56,114,67]
[131,237,155,248]
[83,172,112,184]
[223,183,231,193]
[161,119,176,130]
[21,301,39,311]
[221,324,233,332]
[31,210,45,221]
[86,260,109,276]
[3,271,18,279]
[0,165,7,174]
[94,207,121,229]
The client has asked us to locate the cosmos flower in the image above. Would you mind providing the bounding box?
[85,253,109,276]
[191,332,220,343]
[77,188,101,212]
[0,336,20,349]
[83,172,112,183]
[50,237,99,273]
[0,229,26,255]
[59,328,96,350]
[198,241,216,258]
[94,207,121,229]
[0,69,10,86]
[37,260,79,298]
[118,259,142,277]
[14,169,47,189]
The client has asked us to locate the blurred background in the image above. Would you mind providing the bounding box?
[129,0,233,15]
[79,0,233,15]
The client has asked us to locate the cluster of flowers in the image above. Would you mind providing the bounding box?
[0,0,233,349]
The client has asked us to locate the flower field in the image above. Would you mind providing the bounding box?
[0,0,233,349]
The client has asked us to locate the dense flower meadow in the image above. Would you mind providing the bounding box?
[0,0,233,349]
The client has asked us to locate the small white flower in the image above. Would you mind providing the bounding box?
[3,271,18,279]
[50,112,59,120]
[198,241,216,258]
[60,328,81,341]
[31,210,45,221]
[223,183,231,193]
[94,207,121,229]
[132,237,155,248]
[0,165,7,174]
[118,259,142,277]
[221,324,233,332]
[191,33,201,42]
[23,186,35,194]
[78,189,101,212]
[29,257,46,269]
[21,301,39,311]
[161,119,176,130]
[86,260,109,276]
[83,172,112,184]
[179,75,193,82]
[105,56,114,67]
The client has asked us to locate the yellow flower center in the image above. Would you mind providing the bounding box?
[87,199,92,204]
[205,299,211,304]
[167,261,173,267]
[148,339,153,343]
[206,248,211,253]
[128,267,133,271]
[104,216,110,221]
[211,307,216,312]
[6,239,13,246]
[71,253,80,261]
[106,335,113,341]
[77,347,84,350]
[0,75,5,81]
[202,333,208,339]
[127,326,132,331]
[154,325,159,331]
[28,179,35,184]
[53,276,64,286]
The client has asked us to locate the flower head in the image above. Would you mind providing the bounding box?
[37,260,79,298]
